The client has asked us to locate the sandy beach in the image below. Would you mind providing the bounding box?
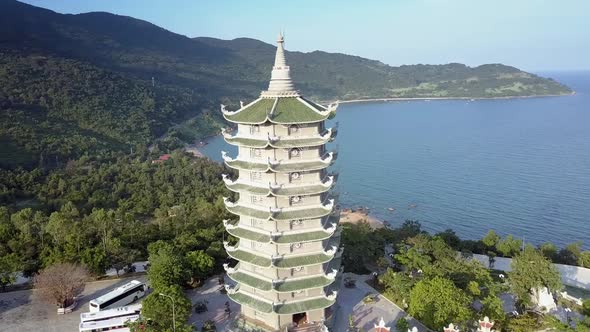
[340,208,384,229]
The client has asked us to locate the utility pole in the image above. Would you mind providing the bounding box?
[159,293,176,332]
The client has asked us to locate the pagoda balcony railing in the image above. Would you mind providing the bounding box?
[326,290,338,301]
[223,263,237,274]
[325,268,340,280]
[221,174,235,186]
[323,245,339,256]
[223,130,337,145]
[223,241,239,252]
[225,284,239,295]
[221,151,234,163]
[223,219,238,230]
[223,197,238,208]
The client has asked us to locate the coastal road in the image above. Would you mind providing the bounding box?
[0,276,146,332]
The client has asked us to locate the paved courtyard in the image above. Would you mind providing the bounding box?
[0,276,145,332]
[0,273,425,332]
[332,273,428,332]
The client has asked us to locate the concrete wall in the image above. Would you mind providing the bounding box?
[471,253,590,290]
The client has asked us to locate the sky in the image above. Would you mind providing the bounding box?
[21,0,590,71]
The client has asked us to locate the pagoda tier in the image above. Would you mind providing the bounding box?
[222,173,336,196]
[222,124,337,149]
[221,151,337,173]
[222,33,341,331]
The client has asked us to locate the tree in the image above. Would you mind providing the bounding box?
[379,268,414,307]
[185,250,214,286]
[539,242,558,262]
[558,242,582,266]
[509,246,562,307]
[436,229,461,249]
[580,252,590,269]
[408,277,471,330]
[34,263,88,308]
[0,253,21,291]
[480,294,506,324]
[482,230,500,250]
[141,285,192,331]
[147,242,188,289]
[496,235,522,257]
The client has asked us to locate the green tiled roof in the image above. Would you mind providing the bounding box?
[275,297,335,314]
[273,183,332,196]
[270,159,332,172]
[275,230,333,243]
[224,99,275,124]
[274,252,333,268]
[227,227,271,242]
[228,291,273,313]
[225,182,271,195]
[224,136,269,148]
[224,159,269,172]
[226,226,334,244]
[224,97,330,125]
[225,202,333,221]
[228,271,336,293]
[227,249,271,267]
[275,275,335,292]
[229,272,272,291]
[274,207,333,221]
[225,204,270,220]
[225,136,330,149]
[225,181,333,196]
[271,98,329,124]
[271,137,330,148]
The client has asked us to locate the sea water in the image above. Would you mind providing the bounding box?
[201,71,590,248]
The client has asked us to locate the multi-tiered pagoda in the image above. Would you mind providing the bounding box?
[220,33,342,331]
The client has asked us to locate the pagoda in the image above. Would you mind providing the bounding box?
[220,33,342,331]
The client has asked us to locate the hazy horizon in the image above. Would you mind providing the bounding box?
[19,0,590,72]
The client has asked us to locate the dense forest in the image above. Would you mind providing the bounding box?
[0,151,234,286]
[0,0,573,167]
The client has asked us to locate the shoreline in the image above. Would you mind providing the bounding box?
[335,92,575,104]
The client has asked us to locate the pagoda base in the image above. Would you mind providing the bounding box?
[230,305,336,332]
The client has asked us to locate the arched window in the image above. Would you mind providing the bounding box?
[289,148,301,159]
[288,124,300,136]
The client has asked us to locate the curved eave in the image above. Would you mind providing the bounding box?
[228,290,273,313]
[270,160,333,173]
[275,296,336,314]
[227,249,272,268]
[274,252,334,268]
[224,136,331,149]
[226,226,339,244]
[223,97,333,125]
[224,203,334,221]
[227,290,336,314]
[223,160,270,172]
[224,181,333,197]
[227,271,338,293]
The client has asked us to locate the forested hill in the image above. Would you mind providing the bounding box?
[0,0,572,168]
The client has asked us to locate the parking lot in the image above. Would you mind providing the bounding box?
[0,276,145,332]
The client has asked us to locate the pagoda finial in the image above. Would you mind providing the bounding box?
[261,32,299,97]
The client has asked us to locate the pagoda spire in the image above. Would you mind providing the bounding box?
[262,32,299,97]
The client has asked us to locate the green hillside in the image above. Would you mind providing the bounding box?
[0,0,573,168]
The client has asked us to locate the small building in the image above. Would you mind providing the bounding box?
[151,154,171,164]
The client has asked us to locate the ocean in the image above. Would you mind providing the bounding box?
[201,71,590,248]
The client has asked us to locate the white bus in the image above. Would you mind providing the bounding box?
[89,280,146,312]
[81,303,142,323]
[79,314,139,332]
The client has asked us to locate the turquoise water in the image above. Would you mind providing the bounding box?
[201,72,590,247]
